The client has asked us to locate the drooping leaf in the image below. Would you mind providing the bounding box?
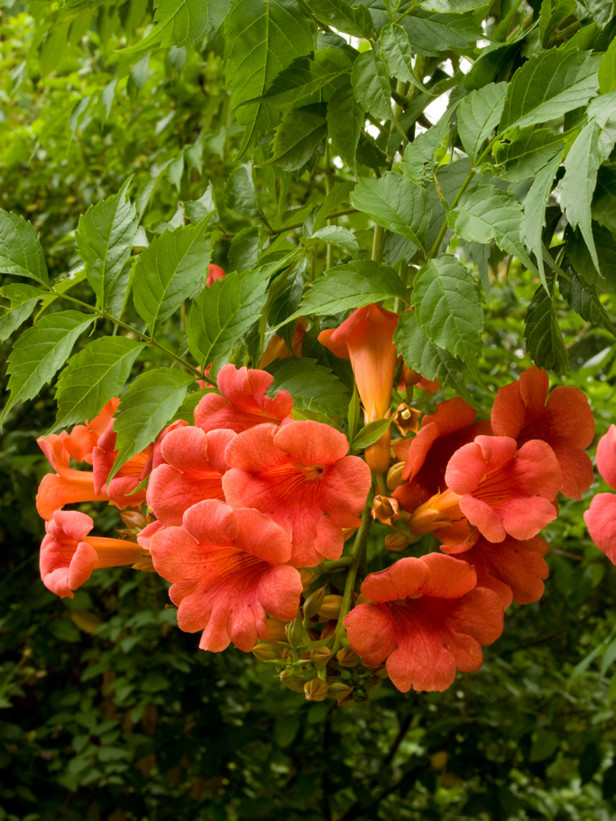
[327,83,364,169]
[186,267,270,366]
[287,261,405,321]
[457,83,507,163]
[110,368,195,480]
[267,105,328,171]
[76,180,139,316]
[380,24,427,91]
[268,358,350,419]
[412,255,483,360]
[558,267,616,335]
[0,211,49,285]
[524,284,569,374]
[309,0,374,38]
[500,48,601,132]
[132,217,212,330]
[521,151,564,289]
[225,0,314,152]
[2,311,95,423]
[351,49,394,122]
[351,173,431,254]
[592,164,616,235]
[0,283,46,341]
[225,165,261,219]
[54,336,145,431]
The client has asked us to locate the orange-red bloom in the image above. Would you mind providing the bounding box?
[407,488,477,549]
[40,510,149,598]
[344,553,504,692]
[223,420,372,567]
[149,500,302,652]
[445,435,561,543]
[194,364,293,433]
[491,366,594,499]
[146,426,235,526]
[584,425,616,564]
[206,263,225,287]
[259,319,307,368]
[318,303,399,474]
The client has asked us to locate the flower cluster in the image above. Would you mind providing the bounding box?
[36,301,607,702]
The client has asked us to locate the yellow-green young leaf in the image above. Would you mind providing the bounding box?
[524,284,569,374]
[286,261,405,323]
[76,179,139,316]
[351,173,431,254]
[267,105,327,171]
[0,211,48,285]
[351,418,392,451]
[225,0,313,152]
[500,48,600,132]
[2,311,94,424]
[132,217,212,330]
[121,0,208,54]
[457,82,507,163]
[268,358,350,420]
[0,283,45,341]
[186,267,269,366]
[109,368,195,481]
[412,255,483,361]
[53,337,145,432]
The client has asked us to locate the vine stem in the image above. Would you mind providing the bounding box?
[51,289,214,384]
[331,503,373,654]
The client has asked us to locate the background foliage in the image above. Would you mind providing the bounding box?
[1,0,616,818]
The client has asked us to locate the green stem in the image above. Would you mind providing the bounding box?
[372,224,385,265]
[331,504,373,653]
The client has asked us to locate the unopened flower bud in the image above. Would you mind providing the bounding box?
[336,647,360,667]
[253,643,282,662]
[393,403,421,436]
[317,595,343,620]
[386,461,406,491]
[327,682,353,700]
[280,669,307,693]
[337,693,355,707]
[303,587,326,620]
[299,568,314,589]
[384,532,410,552]
[304,678,329,702]
[120,510,149,530]
[310,646,332,668]
[285,614,304,646]
[371,495,400,527]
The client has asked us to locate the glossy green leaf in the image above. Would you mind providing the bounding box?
[267,106,327,171]
[54,336,145,431]
[380,24,427,91]
[268,358,350,419]
[457,83,507,163]
[351,49,393,122]
[308,226,359,256]
[327,83,364,169]
[0,210,48,285]
[351,417,393,450]
[0,283,45,341]
[558,268,616,335]
[309,0,374,38]
[2,311,95,423]
[521,151,564,288]
[110,368,195,481]
[400,10,481,56]
[186,267,269,366]
[76,180,139,316]
[132,217,212,330]
[122,0,208,53]
[259,48,352,108]
[524,285,569,374]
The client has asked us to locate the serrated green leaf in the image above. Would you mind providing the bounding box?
[267,105,327,171]
[380,24,428,92]
[309,226,359,256]
[400,10,481,56]
[400,115,451,182]
[558,267,616,335]
[449,185,539,275]
[393,311,474,402]
[312,181,354,233]
[225,165,261,219]
[2,311,95,423]
[76,180,139,316]
[309,0,374,38]
[259,48,353,108]
[579,0,615,27]
[351,173,431,254]
[327,83,363,170]
[566,226,616,293]
[560,121,615,272]
[351,49,393,122]
[186,267,269,366]
[110,369,194,481]
[500,49,601,132]
[524,285,569,374]
[412,255,483,360]
[351,417,393,450]
[422,0,489,9]
[54,337,145,432]
[592,164,616,234]
[287,261,405,323]
[268,358,350,419]
[599,35,616,93]
[121,0,208,53]
[225,0,314,152]
[494,128,565,182]
[521,151,564,290]
[0,211,48,285]
[457,83,507,163]
[132,217,212,330]
[0,283,45,341]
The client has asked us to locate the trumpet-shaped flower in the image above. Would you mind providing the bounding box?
[149,499,302,652]
[445,436,561,543]
[344,553,504,692]
[491,366,594,499]
[584,425,616,564]
[442,535,549,608]
[407,488,477,549]
[318,303,399,474]
[40,510,150,598]
[146,426,235,526]
[194,364,293,433]
[223,420,372,567]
